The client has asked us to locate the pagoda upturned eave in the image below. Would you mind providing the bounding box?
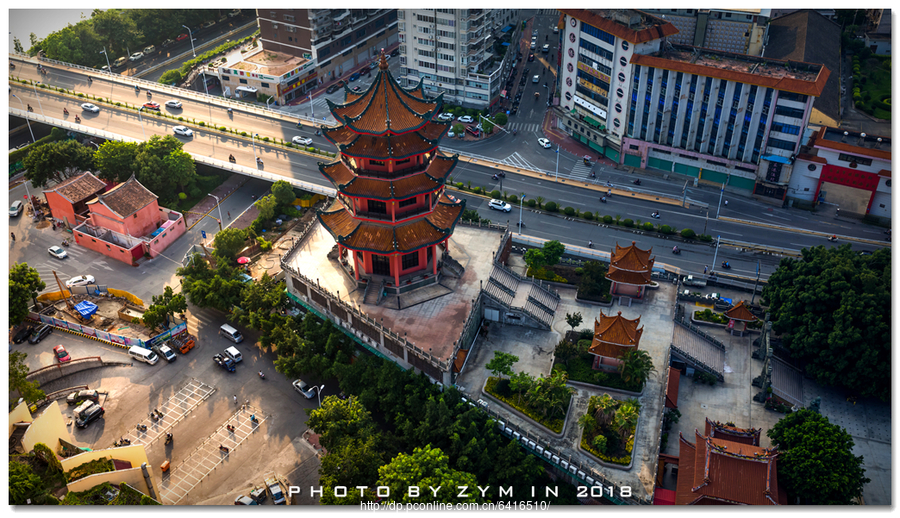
[319,153,458,201]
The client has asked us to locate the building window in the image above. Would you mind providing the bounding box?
[398,197,416,208]
[581,23,615,45]
[239,78,248,84]
[838,153,873,166]
[222,75,230,81]
[261,82,270,88]
[401,251,419,269]
[368,200,387,214]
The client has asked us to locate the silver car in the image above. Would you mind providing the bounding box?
[488,199,512,212]
[173,125,193,137]
[81,103,100,113]
[292,379,315,399]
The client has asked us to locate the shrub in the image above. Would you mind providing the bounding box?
[456,182,465,189]
[697,234,714,242]
[602,215,613,224]
[256,236,273,252]
[622,218,634,228]
[219,126,227,131]
[659,224,675,235]
[198,121,206,127]
[545,201,559,212]
[240,131,247,137]
[563,206,576,216]
[178,192,187,200]
[680,228,696,239]
[491,190,501,199]
[526,198,536,208]
[472,187,483,194]
[494,113,508,126]
[583,211,594,221]
[508,195,518,204]
[643,222,655,231]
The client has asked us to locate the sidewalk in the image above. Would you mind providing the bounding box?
[541,109,617,168]
[182,175,249,229]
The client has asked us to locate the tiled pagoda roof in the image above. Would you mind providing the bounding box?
[675,430,785,505]
[587,311,643,358]
[606,266,653,286]
[319,153,458,201]
[323,121,451,152]
[327,53,441,136]
[724,301,757,322]
[336,130,442,160]
[705,418,761,446]
[316,193,465,254]
[610,241,654,271]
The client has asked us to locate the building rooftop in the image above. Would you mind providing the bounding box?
[44,172,107,204]
[89,177,157,219]
[631,43,830,97]
[814,126,891,161]
[765,10,842,124]
[560,9,679,44]
[588,310,643,358]
[226,48,310,77]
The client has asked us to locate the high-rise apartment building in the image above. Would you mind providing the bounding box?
[255,9,398,101]
[398,9,520,109]
[556,9,830,203]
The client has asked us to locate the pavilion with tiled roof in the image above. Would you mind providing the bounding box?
[606,241,655,304]
[705,418,761,446]
[317,50,465,291]
[675,427,786,505]
[723,301,758,337]
[587,310,644,371]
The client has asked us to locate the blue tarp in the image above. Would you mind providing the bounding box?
[502,25,513,33]
[502,42,510,46]
[762,154,790,164]
[74,301,98,319]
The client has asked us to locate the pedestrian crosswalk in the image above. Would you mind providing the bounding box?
[537,9,557,15]
[503,152,538,171]
[505,122,542,133]
[569,161,594,180]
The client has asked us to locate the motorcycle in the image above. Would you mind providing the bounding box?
[827,235,838,242]
[136,424,147,432]
[61,239,70,247]
[512,129,517,136]
[74,116,81,123]
[147,91,152,99]
[227,107,233,114]
[258,371,266,380]
[250,414,259,424]
[587,241,593,249]
[63,108,69,116]
[721,262,731,269]
[219,445,230,454]
[27,104,33,112]
[9,62,14,70]
[114,438,131,447]
[650,212,660,219]
[165,433,173,445]
[672,247,681,255]
[600,197,607,203]
[150,411,158,421]
[228,154,236,163]
[633,179,642,186]
[226,425,236,433]
[87,77,92,85]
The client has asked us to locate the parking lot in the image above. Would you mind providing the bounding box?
[14,322,324,504]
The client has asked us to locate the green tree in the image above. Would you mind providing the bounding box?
[494,113,508,126]
[541,240,566,267]
[618,349,655,386]
[554,338,581,367]
[306,396,375,452]
[254,194,278,222]
[452,123,465,136]
[93,140,138,183]
[9,460,47,505]
[565,311,583,330]
[377,445,482,504]
[10,351,45,404]
[133,135,197,205]
[13,36,24,54]
[158,69,183,85]
[485,351,518,379]
[141,285,187,330]
[9,263,46,326]
[577,413,596,434]
[237,272,286,333]
[591,393,617,428]
[212,227,248,261]
[271,180,296,207]
[23,139,96,188]
[91,9,138,57]
[319,434,387,505]
[613,401,640,442]
[508,370,534,406]
[523,248,547,271]
[762,245,890,401]
[767,409,869,504]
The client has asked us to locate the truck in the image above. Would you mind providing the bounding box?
[264,474,287,505]
[682,275,707,287]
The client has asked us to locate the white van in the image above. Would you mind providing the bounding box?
[224,346,242,363]
[219,324,244,344]
[129,346,159,365]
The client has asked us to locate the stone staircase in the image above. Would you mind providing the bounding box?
[363,279,383,306]
[670,323,725,380]
[442,255,465,277]
[527,282,560,315]
[488,265,519,297]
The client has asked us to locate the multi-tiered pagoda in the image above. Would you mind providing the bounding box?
[316,52,464,293]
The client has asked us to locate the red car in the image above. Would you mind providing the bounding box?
[143,102,161,111]
[53,345,71,363]
[176,33,189,41]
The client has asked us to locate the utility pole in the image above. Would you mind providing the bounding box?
[518,192,525,234]
[555,144,560,182]
[711,235,721,274]
[715,182,725,219]
[751,260,761,304]
[681,179,689,208]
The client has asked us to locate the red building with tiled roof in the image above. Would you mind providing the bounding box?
[723,301,759,337]
[705,418,761,446]
[676,427,786,505]
[42,172,108,228]
[317,52,465,292]
[606,241,655,303]
[587,310,644,371]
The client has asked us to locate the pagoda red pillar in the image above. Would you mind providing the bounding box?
[392,254,400,286]
[432,245,438,275]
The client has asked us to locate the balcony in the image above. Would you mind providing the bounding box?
[353,163,426,180]
[356,203,435,223]
[467,9,485,20]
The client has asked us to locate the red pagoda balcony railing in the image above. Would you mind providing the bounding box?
[352,164,425,180]
[356,203,434,223]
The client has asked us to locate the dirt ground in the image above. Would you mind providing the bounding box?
[48,296,153,340]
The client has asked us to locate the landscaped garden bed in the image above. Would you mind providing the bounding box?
[552,334,653,394]
[577,394,641,467]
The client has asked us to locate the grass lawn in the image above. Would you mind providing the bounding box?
[855,55,891,120]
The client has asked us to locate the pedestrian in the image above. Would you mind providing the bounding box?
[227,211,231,219]
[233,395,238,405]
[704,265,708,275]
[10,232,15,242]
[607,189,612,197]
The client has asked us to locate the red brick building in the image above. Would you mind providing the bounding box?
[317,52,464,294]
[42,172,108,228]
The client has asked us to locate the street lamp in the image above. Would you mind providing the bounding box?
[518,192,525,234]
[31,81,44,116]
[251,133,259,162]
[312,384,325,407]
[99,47,112,75]
[183,25,197,57]
[554,144,560,182]
[11,94,35,143]
[208,194,224,231]
[136,107,147,140]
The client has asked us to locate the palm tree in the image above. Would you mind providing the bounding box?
[577,413,596,434]
[535,196,545,209]
[592,393,617,428]
[613,401,639,442]
[619,349,656,386]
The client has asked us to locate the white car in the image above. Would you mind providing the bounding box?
[292,379,315,399]
[437,112,454,122]
[48,246,68,260]
[530,41,536,49]
[533,75,539,83]
[457,115,474,124]
[488,199,512,212]
[129,52,144,62]
[9,200,24,217]
[165,100,182,109]
[447,130,456,138]
[173,126,193,137]
[81,103,100,113]
[292,136,312,146]
[538,137,552,149]
[65,275,95,288]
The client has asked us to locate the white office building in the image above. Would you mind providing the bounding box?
[398,9,520,109]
